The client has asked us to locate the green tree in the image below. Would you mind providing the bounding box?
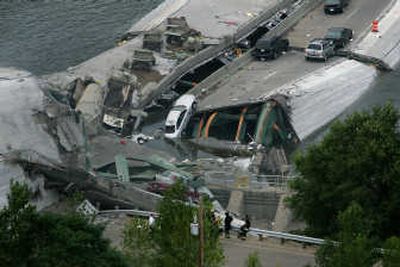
[316,203,375,267]
[124,181,224,267]
[124,217,155,266]
[245,251,262,267]
[0,181,129,267]
[382,237,400,266]
[287,103,400,239]
[0,180,38,266]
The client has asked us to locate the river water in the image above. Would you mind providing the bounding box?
[0,0,162,75]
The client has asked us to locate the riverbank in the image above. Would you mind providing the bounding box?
[44,0,278,89]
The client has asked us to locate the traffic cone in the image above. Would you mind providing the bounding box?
[371,20,379,32]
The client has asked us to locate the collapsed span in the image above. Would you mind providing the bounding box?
[185,95,298,157]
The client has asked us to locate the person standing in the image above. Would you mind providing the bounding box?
[224,212,233,238]
[239,215,251,240]
[148,213,155,229]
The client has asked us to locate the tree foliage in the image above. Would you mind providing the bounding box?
[316,203,375,267]
[288,103,400,239]
[382,237,400,266]
[245,251,262,267]
[0,181,129,267]
[124,180,224,267]
[123,217,155,266]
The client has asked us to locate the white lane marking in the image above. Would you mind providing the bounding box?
[346,8,359,19]
[263,71,277,81]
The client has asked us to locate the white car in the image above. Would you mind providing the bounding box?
[164,94,197,139]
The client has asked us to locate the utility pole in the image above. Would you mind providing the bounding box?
[198,196,205,267]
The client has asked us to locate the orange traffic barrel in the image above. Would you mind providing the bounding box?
[372,20,379,32]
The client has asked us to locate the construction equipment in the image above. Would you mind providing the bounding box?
[143,31,163,52]
[131,49,156,71]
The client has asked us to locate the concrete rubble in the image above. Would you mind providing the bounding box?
[6,0,399,241]
[0,3,299,239]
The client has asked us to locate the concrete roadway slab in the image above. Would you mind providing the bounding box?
[174,0,279,38]
[197,0,392,111]
[355,0,400,68]
[287,0,392,48]
[198,51,335,110]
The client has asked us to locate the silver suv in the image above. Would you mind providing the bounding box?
[305,39,335,61]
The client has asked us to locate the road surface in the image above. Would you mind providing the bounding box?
[197,0,392,111]
[222,236,315,267]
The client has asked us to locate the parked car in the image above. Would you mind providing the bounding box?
[236,39,252,50]
[165,94,197,139]
[324,27,353,49]
[252,37,289,61]
[274,8,288,21]
[305,38,335,61]
[324,0,350,14]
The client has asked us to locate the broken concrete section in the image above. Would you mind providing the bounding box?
[183,96,298,173]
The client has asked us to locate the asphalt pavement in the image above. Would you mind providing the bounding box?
[222,236,315,267]
[197,0,392,111]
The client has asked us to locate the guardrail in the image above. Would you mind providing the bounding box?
[97,207,325,245]
[336,50,392,71]
[234,0,293,41]
[247,228,325,245]
[189,48,254,101]
[140,39,231,107]
[204,174,294,190]
[98,209,159,217]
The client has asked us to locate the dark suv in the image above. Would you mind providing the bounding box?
[324,0,349,14]
[324,27,353,49]
[252,37,289,61]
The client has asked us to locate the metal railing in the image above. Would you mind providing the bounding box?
[96,207,325,245]
[98,209,159,217]
[247,228,325,245]
[204,172,295,191]
[233,0,293,41]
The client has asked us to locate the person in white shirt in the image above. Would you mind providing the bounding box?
[148,214,155,228]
